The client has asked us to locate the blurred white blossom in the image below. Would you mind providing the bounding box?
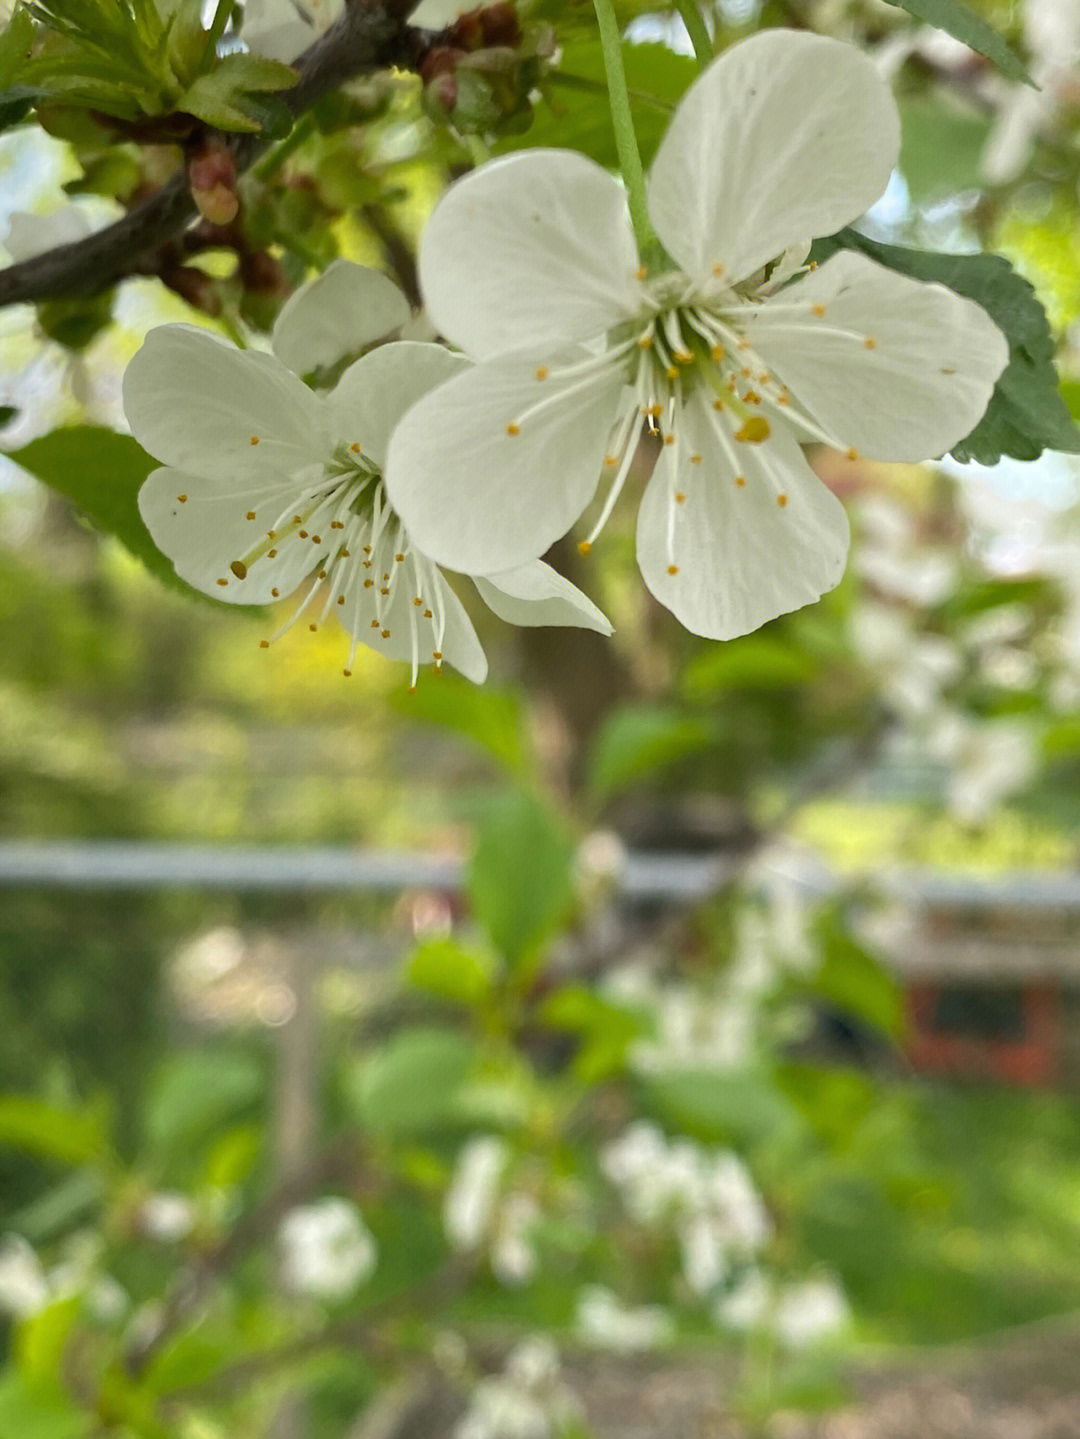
[454,1339,582,1439]
[0,1235,49,1318]
[575,1285,675,1353]
[278,1198,377,1299]
[444,1136,538,1284]
[140,1192,196,1243]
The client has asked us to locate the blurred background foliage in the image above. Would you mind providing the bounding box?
[3,0,1080,1435]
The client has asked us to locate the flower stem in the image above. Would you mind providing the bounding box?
[671,0,713,70]
[592,0,653,253]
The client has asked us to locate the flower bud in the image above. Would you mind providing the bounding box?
[188,142,239,226]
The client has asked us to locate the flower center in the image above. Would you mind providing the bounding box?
[220,447,451,686]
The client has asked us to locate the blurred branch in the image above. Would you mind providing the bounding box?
[361,203,422,308]
[0,0,421,309]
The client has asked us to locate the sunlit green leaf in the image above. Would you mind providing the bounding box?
[0,1095,110,1166]
[587,705,715,801]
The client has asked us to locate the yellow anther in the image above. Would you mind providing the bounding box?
[741,366,752,377]
[712,263,725,277]
[363,545,372,554]
[259,639,269,648]
[413,597,423,606]
[676,351,694,364]
[230,560,247,579]
[665,365,679,380]
[298,529,308,539]
[293,515,303,525]
[713,399,724,411]
[535,366,549,381]
[331,520,344,530]
[808,260,818,270]
[267,548,278,558]
[250,435,259,446]
[735,476,746,488]
[604,455,619,468]
[710,345,725,361]
[846,447,859,461]
[364,579,374,589]
[777,394,791,405]
[675,491,687,504]
[743,390,762,404]
[177,494,187,503]
[663,433,676,446]
[245,510,256,521]
[309,623,317,632]
[812,303,827,317]
[758,372,771,384]
[271,588,280,598]
[337,595,345,605]
[344,669,352,677]
[395,552,405,562]
[382,629,390,639]
[317,569,327,579]
[638,335,653,349]
[267,529,277,539]
[777,493,788,507]
[643,403,663,418]
[380,587,390,596]
[350,442,362,452]
[311,535,321,544]
[432,650,443,661]
[371,619,380,629]
[341,548,351,558]
[216,577,228,587]
[667,564,679,575]
[690,454,702,465]
[864,336,877,349]
[635,264,649,280]
[735,417,771,444]
[578,540,593,556]
[506,422,520,436]
[424,608,433,618]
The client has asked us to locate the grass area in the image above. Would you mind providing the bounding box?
[781,1081,1080,1347]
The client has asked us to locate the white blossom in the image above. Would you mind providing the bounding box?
[386,30,1007,641]
[278,1197,377,1299]
[454,1339,582,1439]
[125,262,611,686]
[0,1235,49,1319]
[575,1285,675,1353]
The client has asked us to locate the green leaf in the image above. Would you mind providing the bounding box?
[467,789,575,966]
[347,1027,477,1137]
[880,0,1033,85]
[405,937,501,1008]
[807,908,904,1039]
[179,51,297,133]
[636,1068,798,1148]
[773,1062,879,1150]
[537,984,651,1083]
[0,1373,91,1439]
[8,425,226,603]
[14,1297,82,1386]
[586,705,715,801]
[393,675,531,776]
[680,636,817,700]
[0,1095,110,1166]
[899,95,991,205]
[812,231,1080,463]
[145,1048,264,1158]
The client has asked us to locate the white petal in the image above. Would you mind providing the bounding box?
[325,341,470,468]
[271,261,411,378]
[418,150,645,360]
[475,561,613,633]
[138,467,318,603]
[743,250,1009,460]
[342,563,487,683]
[636,399,849,640]
[124,326,324,480]
[384,354,627,575]
[647,31,900,288]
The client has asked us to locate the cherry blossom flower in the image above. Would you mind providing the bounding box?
[386,29,1008,640]
[125,263,611,686]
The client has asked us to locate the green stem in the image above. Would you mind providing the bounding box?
[592,0,653,253]
[672,0,713,70]
[254,112,317,182]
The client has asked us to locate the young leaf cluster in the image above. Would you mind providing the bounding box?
[1,0,298,133]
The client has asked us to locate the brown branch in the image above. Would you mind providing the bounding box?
[0,0,421,310]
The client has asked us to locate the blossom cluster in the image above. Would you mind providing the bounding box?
[124,28,1008,683]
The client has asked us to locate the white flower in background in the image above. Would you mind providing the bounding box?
[853,492,958,608]
[241,0,342,61]
[386,29,1007,641]
[575,1285,675,1353]
[444,1135,539,1284]
[929,714,1038,826]
[125,262,611,686]
[455,1339,582,1439]
[774,1276,850,1348]
[0,1235,49,1319]
[278,1197,377,1299]
[602,1124,770,1295]
[983,0,1080,184]
[852,602,962,721]
[139,1191,196,1243]
[716,1269,849,1347]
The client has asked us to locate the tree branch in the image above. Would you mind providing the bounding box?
[0,0,420,310]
